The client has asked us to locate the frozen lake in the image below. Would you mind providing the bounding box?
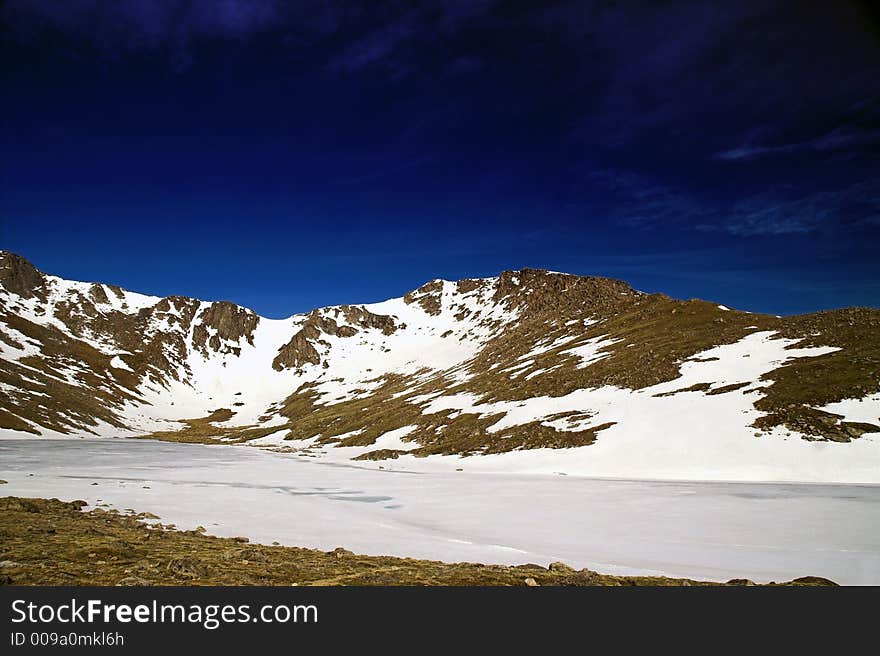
[1,438,879,585]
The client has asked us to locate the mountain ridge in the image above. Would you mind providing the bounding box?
[2,250,879,482]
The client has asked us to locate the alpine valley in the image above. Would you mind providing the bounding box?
[2,250,879,483]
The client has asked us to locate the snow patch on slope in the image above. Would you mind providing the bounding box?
[376,331,880,483]
[820,394,880,426]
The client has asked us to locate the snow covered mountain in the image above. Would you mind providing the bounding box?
[2,250,879,482]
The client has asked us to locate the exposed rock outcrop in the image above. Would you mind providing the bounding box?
[404,279,443,315]
[192,301,260,356]
[272,306,398,370]
[0,251,46,300]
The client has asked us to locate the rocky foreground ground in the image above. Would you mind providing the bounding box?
[0,496,835,586]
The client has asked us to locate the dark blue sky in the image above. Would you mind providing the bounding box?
[2,1,879,318]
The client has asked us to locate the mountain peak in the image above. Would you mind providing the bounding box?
[1,251,878,477]
[0,250,46,300]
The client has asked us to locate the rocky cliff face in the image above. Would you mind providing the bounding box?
[272,305,400,371]
[0,253,46,300]
[191,302,260,357]
[1,250,879,481]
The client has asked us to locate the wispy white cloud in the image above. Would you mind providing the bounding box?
[716,109,880,161]
[699,181,880,236]
[716,131,880,161]
[590,168,880,238]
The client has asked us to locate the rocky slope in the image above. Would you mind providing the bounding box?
[1,250,879,481]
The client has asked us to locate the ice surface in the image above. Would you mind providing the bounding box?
[1,439,878,585]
